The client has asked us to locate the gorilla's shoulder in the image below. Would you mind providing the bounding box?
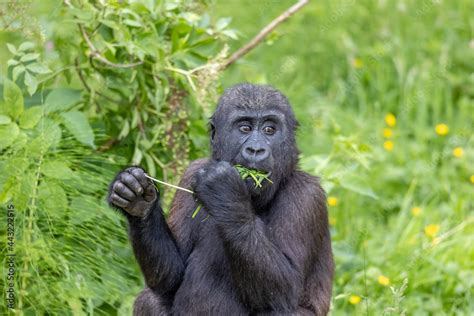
[291,170,323,188]
[287,170,326,200]
[186,158,210,174]
[178,158,210,186]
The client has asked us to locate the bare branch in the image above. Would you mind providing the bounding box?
[223,0,309,69]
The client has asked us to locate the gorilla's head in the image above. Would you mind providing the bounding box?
[210,83,299,200]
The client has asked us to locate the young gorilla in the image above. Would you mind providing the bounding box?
[108,84,333,315]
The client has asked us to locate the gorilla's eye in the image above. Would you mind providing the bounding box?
[263,126,275,135]
[239,125,252,133]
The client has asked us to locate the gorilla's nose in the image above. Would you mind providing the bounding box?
[243,145,269,162]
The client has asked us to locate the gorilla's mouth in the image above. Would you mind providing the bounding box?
[236,166,273,191]
[235,165,272,177]
[234,163,271,175]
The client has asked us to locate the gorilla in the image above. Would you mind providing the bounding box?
[107,83,333,315]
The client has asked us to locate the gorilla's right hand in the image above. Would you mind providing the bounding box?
[108,167,158,218]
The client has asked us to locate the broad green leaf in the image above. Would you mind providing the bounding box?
[0,123,20,150]
[6,43,17,54]
[18,41,35,52]
[1,157,29,180]
[20,53,40,62]
[100,19,120,30]
[123,19,142,27]
[7,59,19,67]
[27,63,51,74]
[44,89,81,113]
[0,115,11,125]
[10,131,28,151]
[12,65,26,81]
[19,106,43,129]
[25,71,38,95]
[60,111,95,148]
[42,160,74,179]
[132,147,143,164]
[3,79,24,120]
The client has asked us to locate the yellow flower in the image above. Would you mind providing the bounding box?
[352,58,364,69]
[378,275,390,286]
[329,216,337,226]
[411,207,422,217]
[327,196,338,206]
[470,175,474,184]
[383,128,393,138]
[383,140,394,151]
[424,224,440,238]
[385,113,396,127]
[452,147,464,158]
[349,295,362,305]
[435,123,449,136]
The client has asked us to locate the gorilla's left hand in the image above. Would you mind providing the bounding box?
[192,160,250,218]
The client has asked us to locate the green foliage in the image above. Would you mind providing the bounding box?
[55,0,235,183]
[60,111,96,148]
[3,78,24,119]
[6,41,51,95]
[234,164,273,188]
[0,0,235,314]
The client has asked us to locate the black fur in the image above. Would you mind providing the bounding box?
[107,83,334,315]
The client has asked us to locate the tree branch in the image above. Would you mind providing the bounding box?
[64,0,143,69]
[75,58,121,103]
[78,24,143,68]
[223,0,309,69]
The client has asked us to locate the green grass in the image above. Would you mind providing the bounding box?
[212,0,474,314]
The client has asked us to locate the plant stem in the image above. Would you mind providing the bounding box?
[144,174,194,194]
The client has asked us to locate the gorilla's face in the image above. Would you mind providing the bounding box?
[210,84,299,196]
[216,109,284,173]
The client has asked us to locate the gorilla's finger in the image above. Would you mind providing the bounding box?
[113,181,136,200]
[128,167,150,189]
[143,184,157,202]
[110,193,129,208]
[120,172,143,195]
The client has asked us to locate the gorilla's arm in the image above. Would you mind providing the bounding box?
[127,160,207,296]
[126,201,185,297]
[108,167,187,298]
[194,162,330,312]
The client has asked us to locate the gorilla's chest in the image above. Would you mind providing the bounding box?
[172,218,248,314]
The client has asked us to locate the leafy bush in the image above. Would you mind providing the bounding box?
[0,0,236,313]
